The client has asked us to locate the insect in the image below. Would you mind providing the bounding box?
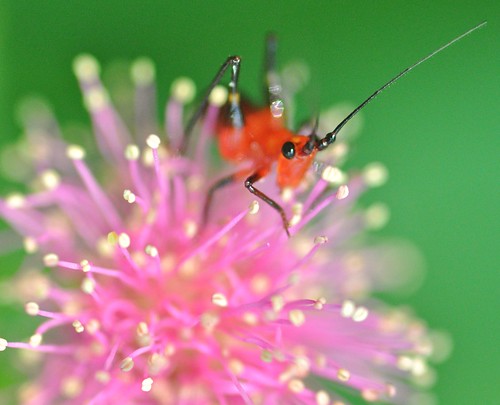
[183,22,486,236]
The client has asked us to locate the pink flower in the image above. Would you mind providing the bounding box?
[0,55,442,404]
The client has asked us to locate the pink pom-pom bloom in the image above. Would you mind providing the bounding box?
[0,54,440,404]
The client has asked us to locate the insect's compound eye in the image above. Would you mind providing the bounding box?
[281,141,296,159]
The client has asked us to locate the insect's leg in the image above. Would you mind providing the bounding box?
[245,170,290,237]
[181,56,243,153]
[264,34,285,118]
[202,172,239,226]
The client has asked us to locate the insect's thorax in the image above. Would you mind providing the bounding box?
[217,107,293,166]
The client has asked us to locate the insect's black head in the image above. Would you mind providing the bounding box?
[281,141,296,159]
[277,136,317,189]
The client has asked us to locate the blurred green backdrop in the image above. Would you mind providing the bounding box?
[0,1,498,404]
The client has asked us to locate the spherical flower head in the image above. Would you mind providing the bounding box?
[0,54,446,404]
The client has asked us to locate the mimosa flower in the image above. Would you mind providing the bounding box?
[0,55,444,405]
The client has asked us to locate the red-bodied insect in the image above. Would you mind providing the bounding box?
[183,22,485,236]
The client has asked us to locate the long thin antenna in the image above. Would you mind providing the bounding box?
[316,21,487,151]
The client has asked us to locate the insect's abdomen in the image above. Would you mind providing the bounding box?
[217,107,292,165]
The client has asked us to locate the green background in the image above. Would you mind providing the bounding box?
[0,1,498,404]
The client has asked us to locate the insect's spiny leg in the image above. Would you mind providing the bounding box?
[245,171,290,237]
[227,57,244,129]
[181,56,242,153]
[202,173,238,228]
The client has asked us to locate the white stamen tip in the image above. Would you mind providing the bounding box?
[363,162,389,187]
[29,333,42,347]
[120,357,134,372]
[5,194,26,209]
[66,145,86,160]
[141,377,154,392]
[95,370,110,384]
[361,389,379,402]
[200,312,219,331]
[337,368,351,382]
[281,187,293,203]
[171,77,196,104]
[118,233,131,249]
[107,231,119,245]
[0,338,7,351]
[80,259,91,272]
[183,220,198,238]
[84,88,109,111]
[248,200,260,215]
[352,306,369,322]
[288,215,300,228]
[25,302,40,316]
[411,357,428,376]
[260,349,273,363]
[321,166,345,184]
[288,203,303,227]
[341,300,356,318]
[209,85,228,107]
[43,253,59,268]
[73,54,100,80]
[40,169,61,190]
[212,293,228,307]
[316,390,330,405]
[365,202,390,229]
[145,245,158,257]
[271,295,285,313]
[146,134,161,150]
[72,320,85,333]
[314,297,326,310]
[336,184,349,200]
[81,278,96,294]
[131,58,156,85]
[314,235,328,244]
[136,322,149,337]
[23,237,38,253]
[125,144,140,160]
[123,189,136,204]
[288,378,305,393]
[59,377,82,397]
[86,319,100,334]
[289,309,306,327]
[397,355,414,371]
[228,358,245,375]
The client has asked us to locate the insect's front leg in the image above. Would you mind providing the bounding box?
[182,55,244,152]
[245,169,290,237]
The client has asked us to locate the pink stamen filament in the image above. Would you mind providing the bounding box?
[165,100,183,150]
[195,104,220,164]
[79,77,132,159]
[6,342,77,354]
[36,317,76,335]
[105,342,120,370]
[0,201,46,236]
[175,208,249,272]
[72,158,122,230]
[303,178,328,212]
[56,260,137,287]
[127,158,151,205]
[134,82,158,143]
